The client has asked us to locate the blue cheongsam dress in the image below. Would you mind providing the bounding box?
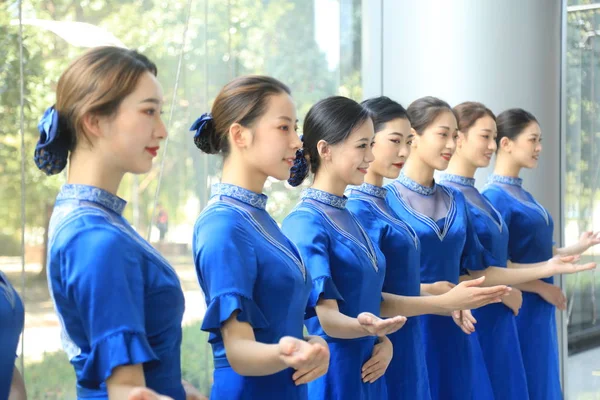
[0,271,24,400]
[440,173,530,400]
[193,183,311,400]
[347,183,431,400]
[385,172,494,400]
[47,184,186,399]
[483,174,561,400]
[282,188,388,400]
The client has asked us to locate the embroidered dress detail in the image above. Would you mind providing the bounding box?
[57,184,127,215]
[212,183,268,210]
[438,173,475,187]
[487,174,523,187]
[302,188,348,209]
[397,172,437,196]
[351,183,388,199]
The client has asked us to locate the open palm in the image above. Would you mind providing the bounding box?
[549,254,596,275]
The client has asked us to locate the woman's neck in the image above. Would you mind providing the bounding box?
[364,168,384,187]
[493,152,521,177]
[221,157,267,194]
[446,153,477,178]
[68,150,123,195]
[312,171,349,197]
[402,156,435,187]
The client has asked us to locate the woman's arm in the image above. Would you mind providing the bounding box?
[9,366,27,400]
[315,299,406,339]
[381,277,508,317]
[467,255,595,286]
[107,365,175,400]
[555,231,600,256]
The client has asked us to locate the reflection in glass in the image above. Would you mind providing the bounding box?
[1,0,361,397]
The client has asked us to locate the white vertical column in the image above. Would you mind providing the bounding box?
[372,0,566,389]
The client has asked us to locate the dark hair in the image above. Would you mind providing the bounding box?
[453,101,496,133]
[406,96,455,135]
[35,47,157,175]
[288,96,371,187]
[58,47,157,150]
[495,108,538,150]
[194,75,291,155]
[361,96,408,133]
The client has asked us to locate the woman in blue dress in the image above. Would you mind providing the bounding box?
[191,76,330,400]
[344,96,511,400]
[440,101,595,400]
[482,108,599,400]
[0,271,26,400]
[38,47,203,400]
[382,96,502,400]
[284,96,408,400]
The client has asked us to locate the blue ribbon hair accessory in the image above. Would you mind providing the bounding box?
[288,135,309,187]
[34,106,69,176]
[190,113,215,152]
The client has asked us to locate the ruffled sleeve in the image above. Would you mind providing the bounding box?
[62,228,158,385]
[80,331,158,387]
[193,207,268,341]
[201,293,269,343]
[282,209,344,318]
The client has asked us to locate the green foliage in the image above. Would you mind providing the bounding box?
[0,0,362,238]
[565,6,600,232]
[0,231,21,256]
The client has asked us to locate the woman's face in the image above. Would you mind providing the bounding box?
[412,110,458,171]
[369,118,413,179]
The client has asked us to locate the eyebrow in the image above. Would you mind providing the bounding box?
[437,125,451,130]
[277,116,299,123]
[388,132,404,137]
[479,129,495,133]
[356,137,370,143]
[139,98,162,105]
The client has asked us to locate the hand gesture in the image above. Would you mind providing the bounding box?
[279,336,329,385]
[502,287,523,316]
[443,276,510,310]
[579,231,600,252]
[547,254,596,276]
[361,336,393,383]
[357,312,406,336]
[452,310,477,335]
[538,283,567,310]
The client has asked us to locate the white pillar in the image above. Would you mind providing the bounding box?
[362,0,567,390]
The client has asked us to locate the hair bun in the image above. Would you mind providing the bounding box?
[190,113,219,154]
[288,148,309,187]
[34,106,69,175]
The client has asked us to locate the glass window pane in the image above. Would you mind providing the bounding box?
[2,0,361,397]
[566,2,600,398]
